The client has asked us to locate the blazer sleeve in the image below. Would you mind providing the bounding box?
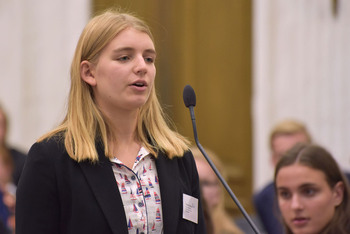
[16,141,60,234]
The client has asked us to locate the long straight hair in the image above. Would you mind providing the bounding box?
[274,143,350,234]
[39,9,190,162]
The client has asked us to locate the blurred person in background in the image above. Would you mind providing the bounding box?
[0,153,15,234]
[0,104,26,233]
[253,119,312,234]
[0,104,26,186]
[275,143,350,233]
[192,146,243,234]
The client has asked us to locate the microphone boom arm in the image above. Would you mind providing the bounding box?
[188,106,261,234]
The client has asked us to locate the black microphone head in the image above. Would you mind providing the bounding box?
[183,85,196,107]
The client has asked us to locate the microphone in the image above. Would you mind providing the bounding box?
[183,85,261,234]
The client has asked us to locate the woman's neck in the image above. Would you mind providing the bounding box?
[104,108,141,168]
[102,107,139,135]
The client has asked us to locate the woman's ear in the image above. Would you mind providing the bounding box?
[80,60,97,86]
[333,181,344,207]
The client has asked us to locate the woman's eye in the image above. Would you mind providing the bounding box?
[278,190,291,199]
[117,56,130,62]
[302,188,316,197]
[145,57,155,63]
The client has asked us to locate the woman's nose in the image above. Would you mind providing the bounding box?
[290,194,304,210]
[133,56,147,75]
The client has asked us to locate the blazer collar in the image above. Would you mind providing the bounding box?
[80,144,182,234]
[79,143,128,234]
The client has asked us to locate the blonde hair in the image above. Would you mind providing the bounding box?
[39,9,190,162]
[269,119,312,150]
[191,146,243,234]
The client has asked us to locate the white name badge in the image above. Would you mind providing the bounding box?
[182,193,198,224]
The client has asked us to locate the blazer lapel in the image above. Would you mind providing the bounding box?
[79,145,128,234]
[156,152,181,234]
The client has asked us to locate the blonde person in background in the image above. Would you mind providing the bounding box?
[0,104,26,234]
[253,119,312,234]
[0,104,26,187]
[191,146,243,234]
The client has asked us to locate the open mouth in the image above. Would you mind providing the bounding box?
[133,82,146,87]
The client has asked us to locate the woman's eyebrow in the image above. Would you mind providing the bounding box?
[299,183,317,189]
[144,49,157,56]
[112,47,156,56]
[112,47,134,54]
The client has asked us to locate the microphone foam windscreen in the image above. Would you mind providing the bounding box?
[183,85,196,107]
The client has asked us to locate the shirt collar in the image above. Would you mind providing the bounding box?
[109,146,150,165]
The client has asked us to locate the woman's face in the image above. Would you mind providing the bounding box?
[195,159,222,210]
[83,27,156,114]
[276,164,343,234]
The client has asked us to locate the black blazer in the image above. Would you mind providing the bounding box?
[10,148,27,186]
[16,137,206,234]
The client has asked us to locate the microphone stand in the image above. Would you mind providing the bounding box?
[187,105,261,234]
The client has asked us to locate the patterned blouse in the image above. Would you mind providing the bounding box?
[110,147,164,234]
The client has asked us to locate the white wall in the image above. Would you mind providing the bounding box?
[253,0,350,191]
[0,0,90,152]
